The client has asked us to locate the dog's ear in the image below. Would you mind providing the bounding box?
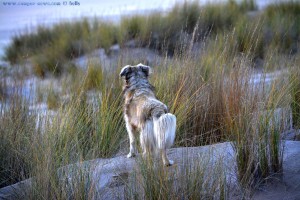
[120,65,132,78]
[137,63,151,77]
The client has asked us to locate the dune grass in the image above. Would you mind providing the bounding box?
[46,86,60,110]
[4,19,118,77]
[290,68,300,129]
[1,0,300,199]
[0,53,296,198]
[4,1,299,75]
[0,78,7,101]
[264,1,300,54]
[0,97,37,188]
[223,68,289,188]
[2,41,295,198]
[0,69,125,194]
[125,151,228,200]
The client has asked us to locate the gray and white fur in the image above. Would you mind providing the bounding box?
[120,63,176,166]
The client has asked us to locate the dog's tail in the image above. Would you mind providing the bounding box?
[153,113,176,149]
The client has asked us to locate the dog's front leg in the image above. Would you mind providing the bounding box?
[126,123,137,158]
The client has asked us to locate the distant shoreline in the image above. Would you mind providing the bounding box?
[0,0,287,60]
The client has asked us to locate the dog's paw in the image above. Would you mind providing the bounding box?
[165,160,174,167]
[127,153,136,158]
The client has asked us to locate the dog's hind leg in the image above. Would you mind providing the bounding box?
[154,113,176,166]
[125,119,137,158]
[140,120,155,158]
[127,131,136,158]
[160,149,174,166]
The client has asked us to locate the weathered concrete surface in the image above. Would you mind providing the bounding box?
[92,142,237,199]
[0,178,31,200]
[0,142,236,199]
[1,141,300,200]
[253,141,300,200]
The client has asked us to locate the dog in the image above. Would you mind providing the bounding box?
[120,63,176,166]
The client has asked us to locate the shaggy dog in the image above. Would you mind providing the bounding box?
[120,63,176,166]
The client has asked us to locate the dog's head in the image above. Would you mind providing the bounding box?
[120,63,151,82]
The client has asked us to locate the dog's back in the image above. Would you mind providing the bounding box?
[120,64,176,166]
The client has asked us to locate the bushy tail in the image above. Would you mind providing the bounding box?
[153,113,176,149]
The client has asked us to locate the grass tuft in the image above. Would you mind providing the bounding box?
[126,152,227,199]
[290,68,300,129]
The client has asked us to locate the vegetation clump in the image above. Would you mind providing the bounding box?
[4,1,300,76]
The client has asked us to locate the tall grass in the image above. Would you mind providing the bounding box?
[118,0,251,55]
[50,72,124,162]
[5,1,299,73]
[0,77,7,101]
[264,1,300,54]
[4,19,118,77]
[0,96,38,188]
[125,151,228,199]
[83,63,104,91]
[2,52,291,197]
[222,67,289,188]
[47,86,60,110]
[153,48,289,189]
[0,68,124,192]
[0,41,294,198]
[290,68,300,129]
